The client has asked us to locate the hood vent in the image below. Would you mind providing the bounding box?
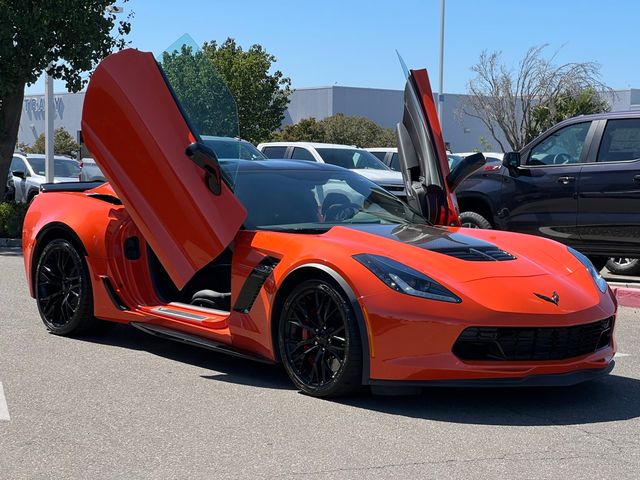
[433,246,516,261]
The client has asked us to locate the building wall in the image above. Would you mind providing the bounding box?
[18,92,85,146]
[17,87,640,154]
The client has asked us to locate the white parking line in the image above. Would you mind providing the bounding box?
[615,352,631,358]
[0,382,9,421]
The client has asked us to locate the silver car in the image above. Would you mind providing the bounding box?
[9,153,80,203]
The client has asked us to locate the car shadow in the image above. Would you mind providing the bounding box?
[79,324,640,426]
[78,323,293,390]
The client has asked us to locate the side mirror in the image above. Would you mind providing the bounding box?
[446,152,486,192]
[12,170,26,179]
[502,151,521,169]
[185,142,222,195]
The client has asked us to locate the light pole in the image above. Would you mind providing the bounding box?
[437,0,445,121]
[44,4,123,183]
[44,64,54,183]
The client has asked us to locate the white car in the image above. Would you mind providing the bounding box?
[366,147,400,171]
[9,153,80,203]
[258,142,405,198]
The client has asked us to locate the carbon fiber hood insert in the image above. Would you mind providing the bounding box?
[344,224,516,261]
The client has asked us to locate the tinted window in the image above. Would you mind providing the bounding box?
[10,157,26,172]
[370,151,386,161]
[28,158,81,177]
[291,147,316,161]
[597,119,640,162]
[389,153,400,171]
[528,122,590,165]
[203,138,266,160]
[262,146,288,159]
[316,148,390,170]
[229,168,424,231]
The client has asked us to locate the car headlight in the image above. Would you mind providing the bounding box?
[353,254,461,303]
[568,247,607,293]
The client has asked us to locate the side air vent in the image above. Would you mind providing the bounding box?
[433,246,516,261]
[233,256,280,313]
[88,193,123,205]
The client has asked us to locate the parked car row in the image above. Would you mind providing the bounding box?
[258,142,406,198]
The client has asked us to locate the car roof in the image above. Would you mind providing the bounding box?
[559,110,640,122]
[14,153,76,161]
[202,135,252,144]
[366,147,397,152]
[259,141,359,149]
[221,159,349,173]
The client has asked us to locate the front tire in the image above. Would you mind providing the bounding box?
[279,279,362,397]
[35,239,99,335]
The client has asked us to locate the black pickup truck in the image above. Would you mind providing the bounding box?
[456,111,640,273]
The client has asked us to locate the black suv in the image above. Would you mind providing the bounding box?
[456,111,640,272]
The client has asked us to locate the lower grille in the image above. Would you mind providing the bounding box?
[453,318,613,361]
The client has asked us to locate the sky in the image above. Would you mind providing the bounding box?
[25,0,640,95]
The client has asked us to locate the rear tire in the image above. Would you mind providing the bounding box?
[278,279,362,397]
[606,257,640,276]
[459,211,492,229]
[35,239,103,335]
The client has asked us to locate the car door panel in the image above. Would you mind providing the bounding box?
[499,121,594,241]
[396,68,457,225]
[82,49,246,289]
[577,118,640,255]
[499,165,581,240]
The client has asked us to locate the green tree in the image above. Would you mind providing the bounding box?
[202,39,291,143]
[20,127,80,157]
[0,0,132,200]
[530,88,610,139]
[273,113,396,147]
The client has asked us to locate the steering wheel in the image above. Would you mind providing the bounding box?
[552,153,572,165]
[324,203,357,222]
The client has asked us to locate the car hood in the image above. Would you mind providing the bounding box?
[320,224,610,314]
[352,169,403,185]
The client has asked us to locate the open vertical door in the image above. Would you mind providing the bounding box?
[82,49,246,289]
[396,67,459,226]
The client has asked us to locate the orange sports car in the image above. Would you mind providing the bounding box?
[22,49,616,397]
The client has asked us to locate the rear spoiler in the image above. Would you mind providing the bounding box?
[39,181,106,193]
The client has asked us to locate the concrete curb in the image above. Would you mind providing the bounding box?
[0,238,21,248]
[610,284,640,309]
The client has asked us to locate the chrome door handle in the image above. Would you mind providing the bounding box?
[558,176,575,185]
[634,175,640,184]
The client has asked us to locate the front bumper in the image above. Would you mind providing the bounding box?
[369,360,615,388]
[360,283,617,383]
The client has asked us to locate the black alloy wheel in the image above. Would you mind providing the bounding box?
[35,239,100,335]
[279,279,362,397]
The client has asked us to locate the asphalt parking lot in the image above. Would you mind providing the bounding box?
[1,246,639,479]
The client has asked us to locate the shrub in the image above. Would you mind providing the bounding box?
[0,202,28,238]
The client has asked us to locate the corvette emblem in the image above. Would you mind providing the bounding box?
[534,291,560,306]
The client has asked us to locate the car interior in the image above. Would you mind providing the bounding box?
[147,246,233,312]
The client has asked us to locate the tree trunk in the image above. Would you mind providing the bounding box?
[0,84,25,202]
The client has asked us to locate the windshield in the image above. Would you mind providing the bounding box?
[316,148,390,171]
[28,158,80,177]
[202,137,266,160]
[225,164,425,232]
